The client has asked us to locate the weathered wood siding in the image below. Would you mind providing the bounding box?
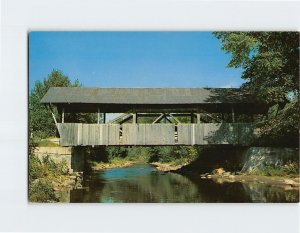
[177,123,255,145]
[122,124,175,145]
[57,123,120,146]
[57,123,255,146]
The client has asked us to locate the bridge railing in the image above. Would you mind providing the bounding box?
[57,123,258,146]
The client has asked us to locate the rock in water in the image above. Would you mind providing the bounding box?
[284,179,299,187]
[213,168,225,176]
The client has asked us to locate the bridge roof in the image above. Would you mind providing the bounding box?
[41,87,260,104]
[41,87,268,113]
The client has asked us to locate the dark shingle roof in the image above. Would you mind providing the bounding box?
[40,87,258,105]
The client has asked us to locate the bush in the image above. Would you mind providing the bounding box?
[28,154,44,182]
[89,146,199,167]
[249,161,299,177]
[127,147,151,162]
[28,154,70,202]
[42,155,69,176]
[29,179,57,202]
[283,161,299,175]
[148,146,198,164]
[106,146,127,160]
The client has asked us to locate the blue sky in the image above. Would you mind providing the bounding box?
[29,32,244,90]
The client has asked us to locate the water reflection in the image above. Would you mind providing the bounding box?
[69,163,299,203]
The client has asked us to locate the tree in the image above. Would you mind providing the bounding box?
[29,69,96,139]
[214,32,299,146]
[29,70,72,138]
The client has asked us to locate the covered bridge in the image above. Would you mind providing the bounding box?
[41,87,268,146]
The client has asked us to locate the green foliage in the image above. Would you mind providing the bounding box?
[41,155,70,175]
[91,146,198,166]
[126,147,152,162]
[28,154,70,202]
[214,32,299,145]
[249,161,299,177]
[147,146,198,164]
[28,154,44,182]
[29,69,96,139]
[214,32,299,103]
[37,139,58,147]
[29,154,69,182]
[282,161,299,175]
[29,179,57,203]
[258,99,299,146]
[28,135,37,156]
[106,146,128,160]
[29,70,72,138]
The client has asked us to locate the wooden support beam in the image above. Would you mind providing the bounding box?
[47,104,58,126]
[62,107,65,123]
[169,113,181,124]
[137,113,161,116]
[170,113,198,117]
[165,115,172,123]
[197,113,201,124]
[119,115,133,124]
[152,113,164,124]
[203,113,221,123]
[132,113,137,124]
[51,112,58,126]
[110,113,133,124]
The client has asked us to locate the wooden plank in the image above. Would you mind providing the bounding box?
[178,124,193,145]
[82,124,89,146]
[97,108,100,124]
[77,123,82,146]
[122,124,133,145]
[197,113,201,124]
[57,123,255,146]
[107,124,120,145]
[106,124,109,145]
[121,124,175,145]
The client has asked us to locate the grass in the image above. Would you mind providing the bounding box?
[37,140,58,147]
[249,161,299,177]
[32,137,59,147]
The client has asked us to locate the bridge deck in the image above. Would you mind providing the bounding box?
[57,123,258,146]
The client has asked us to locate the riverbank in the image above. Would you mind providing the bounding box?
[150,162,188,171]
[150,161,299,190]
[90,159,137,171]
[202,173,299,190]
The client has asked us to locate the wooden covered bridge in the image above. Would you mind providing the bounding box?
[41,87,268,146]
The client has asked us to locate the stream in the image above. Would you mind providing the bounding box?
[69,163,299,203]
